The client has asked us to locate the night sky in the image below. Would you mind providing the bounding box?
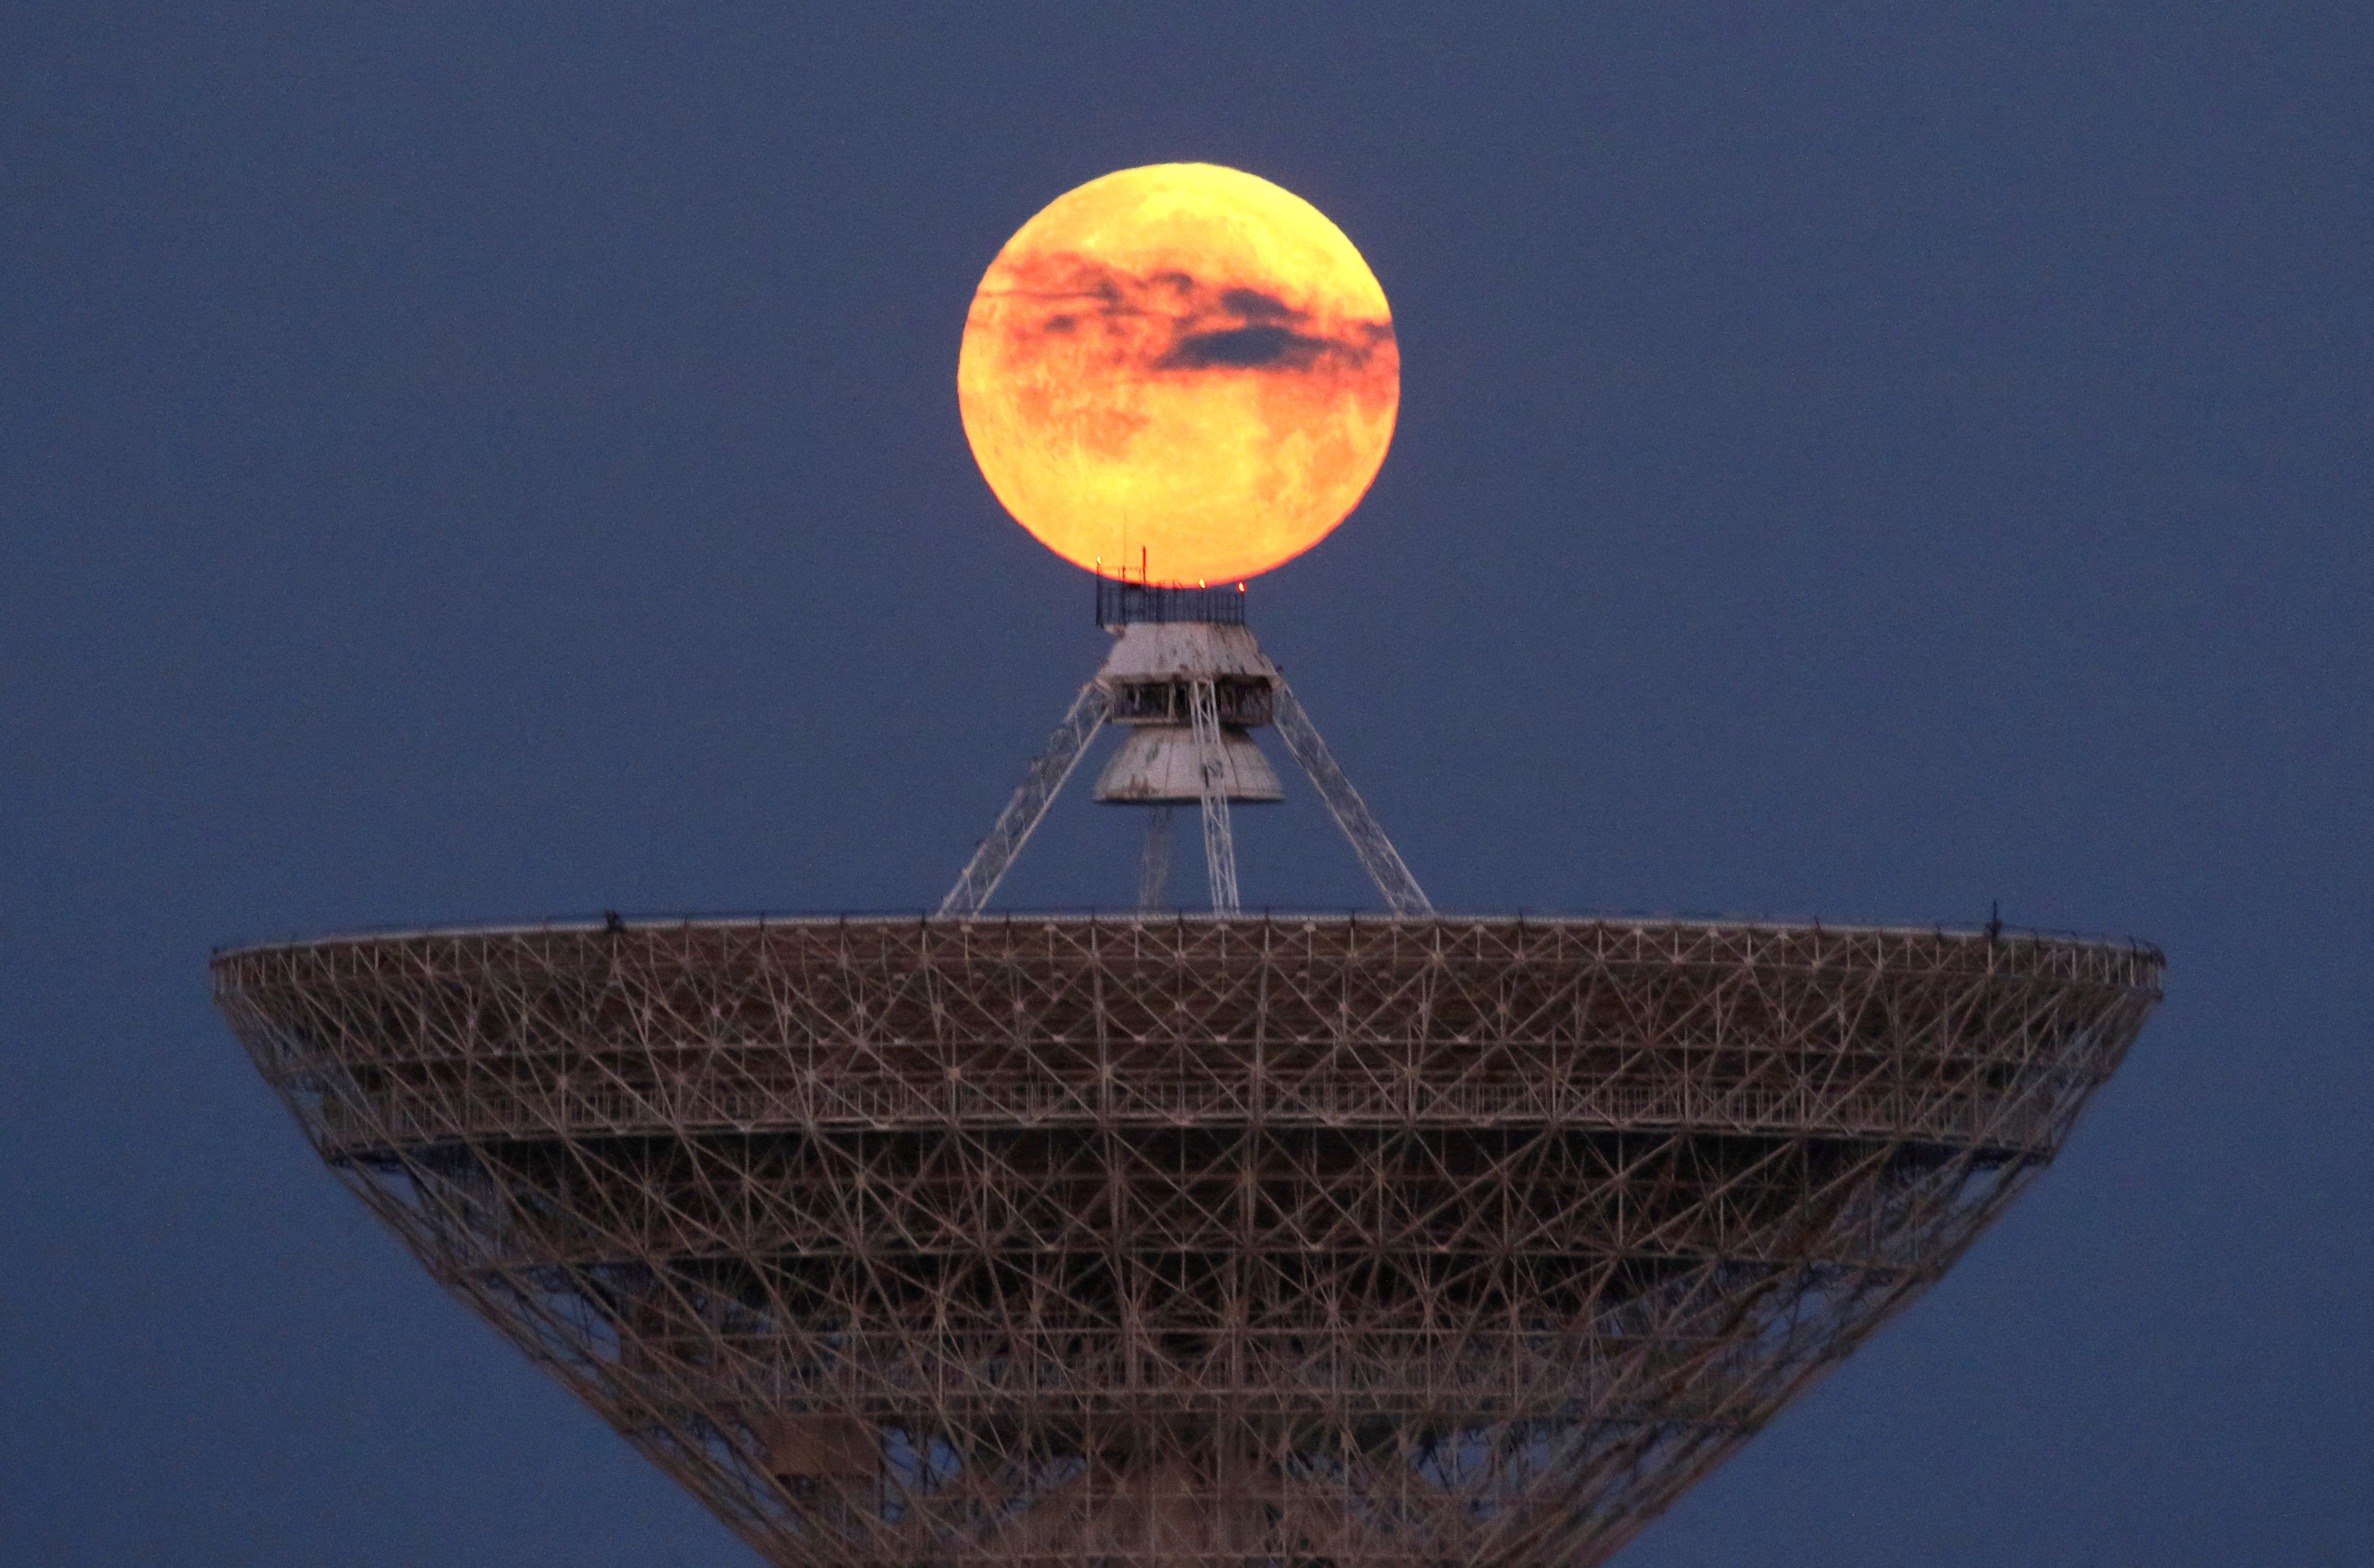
[5,6,2368,1566]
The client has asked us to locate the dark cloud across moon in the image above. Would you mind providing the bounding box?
[984,254,1393,381]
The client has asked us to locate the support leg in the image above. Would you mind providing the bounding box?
[1187,679,1240,913]
[1136,806,1173,910]
[939,683,1110,916]
[1271,681,1432,915]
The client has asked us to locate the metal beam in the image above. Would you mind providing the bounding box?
[938,683,1109,916]
[1271,681,1432,915]
[1187,678,1240,913]
[1136,806,1173,910]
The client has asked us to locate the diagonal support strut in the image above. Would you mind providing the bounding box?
[1271,681,1433,916]
[939,683,1110,916]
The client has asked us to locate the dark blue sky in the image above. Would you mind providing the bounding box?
[4,5,2367,1565]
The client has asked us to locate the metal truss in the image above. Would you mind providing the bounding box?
[939,685,1109,916]
[1186,680,1239,913]
[218,915,2159,1568]
[1271,684,1429,916]
[941,660,1424,917]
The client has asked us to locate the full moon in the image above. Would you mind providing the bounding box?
[958,164,1398,585]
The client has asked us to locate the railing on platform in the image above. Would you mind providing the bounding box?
[1095,577,1249,628]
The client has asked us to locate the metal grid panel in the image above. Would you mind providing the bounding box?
[217,916,2159,1568]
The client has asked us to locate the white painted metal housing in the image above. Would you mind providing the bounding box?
[1092,727,1283,804]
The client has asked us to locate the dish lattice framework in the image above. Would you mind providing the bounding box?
[215,913,2160,1568]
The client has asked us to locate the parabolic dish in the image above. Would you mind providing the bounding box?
[217,913,2159,1568]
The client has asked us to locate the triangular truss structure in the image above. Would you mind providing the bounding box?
[217,914,2161,1568]
[941,589,1427,918]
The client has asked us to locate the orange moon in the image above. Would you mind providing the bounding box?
[958,164,1398,585]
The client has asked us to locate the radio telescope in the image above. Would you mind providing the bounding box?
[215,166,2161,1568]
